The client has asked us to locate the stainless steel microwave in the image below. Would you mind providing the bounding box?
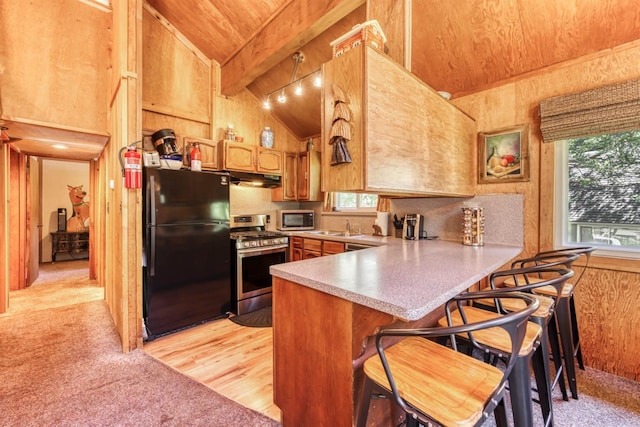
[276,210,315,231]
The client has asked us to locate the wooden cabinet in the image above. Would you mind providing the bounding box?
[220,141,254,171]
[322,45,476,197]
[290,237,303,261]
[51,231,89,262]
[219,141,282,174]
[281,152,298,200]
[292,237,345,260]
[257,147,283,174]
[183,137,218,170]
[302,238,323,259]
[322,240,345,255]
[273,150,322,202]
[297,151,321,201]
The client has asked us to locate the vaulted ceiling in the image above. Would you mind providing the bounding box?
[7,0,640,159]
[147,0,640,140]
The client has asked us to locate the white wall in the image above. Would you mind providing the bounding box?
[41,159,90,262]
[229,186,299,231]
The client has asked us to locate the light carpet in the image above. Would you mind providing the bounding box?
[0,262,280,427]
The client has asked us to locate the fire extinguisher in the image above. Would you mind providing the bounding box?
[120,144,142,189]
[190,142,202,172]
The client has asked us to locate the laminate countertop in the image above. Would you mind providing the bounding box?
[270,238,522,321]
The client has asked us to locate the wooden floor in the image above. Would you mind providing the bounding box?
[143,318,281,422]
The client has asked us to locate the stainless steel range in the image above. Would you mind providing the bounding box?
[230,214,288,315]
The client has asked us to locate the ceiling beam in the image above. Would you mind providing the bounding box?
[220,0,365,96]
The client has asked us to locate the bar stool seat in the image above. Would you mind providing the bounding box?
[364,337,505,426]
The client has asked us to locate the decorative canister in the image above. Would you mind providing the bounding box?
[462,206,485,246]
[261,127,274,148]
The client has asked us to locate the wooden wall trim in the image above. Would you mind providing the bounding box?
[221,0,365,95]
[141,101,210,125]
[0,144,8,312]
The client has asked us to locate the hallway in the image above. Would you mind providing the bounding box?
[0,260,102,316]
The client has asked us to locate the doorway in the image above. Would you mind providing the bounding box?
[7,155,99,311]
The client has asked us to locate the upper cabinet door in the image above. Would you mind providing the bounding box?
[221,141,256,172]
[257,147,283,175]
[283,152,297,200]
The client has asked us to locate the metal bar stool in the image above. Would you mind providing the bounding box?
[507,248,594,400]
[533,247,595,372]
[357,291,539,427]
[502,252,579,400]
[475,266,575,427]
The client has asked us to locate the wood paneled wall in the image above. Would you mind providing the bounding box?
[143,4,299,156]
[100,0,143,352]
[0,0,110,133]
[453,41,640,381]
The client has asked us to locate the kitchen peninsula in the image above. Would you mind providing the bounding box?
[270,238,522,426]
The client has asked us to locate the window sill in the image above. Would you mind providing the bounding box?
[321,211,377,217]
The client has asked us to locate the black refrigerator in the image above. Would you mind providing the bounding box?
[143,168,231,340]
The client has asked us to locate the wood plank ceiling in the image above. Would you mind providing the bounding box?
[8,0,640,157]
[147,0,640,140]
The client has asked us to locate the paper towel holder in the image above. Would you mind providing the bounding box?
[374,211,390,236]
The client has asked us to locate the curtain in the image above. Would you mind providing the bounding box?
[539,79,640,142]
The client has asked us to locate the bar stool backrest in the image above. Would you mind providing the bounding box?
[534,246,595,288]
[488,266,575,313]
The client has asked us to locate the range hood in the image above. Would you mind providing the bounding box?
[228,171,281,188]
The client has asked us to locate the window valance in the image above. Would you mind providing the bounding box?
[539,79,640,142]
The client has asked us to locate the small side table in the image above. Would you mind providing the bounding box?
[51,231,89,262]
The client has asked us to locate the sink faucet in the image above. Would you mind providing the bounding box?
[345,219,351,237]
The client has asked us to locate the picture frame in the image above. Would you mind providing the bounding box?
[478,123,530,183]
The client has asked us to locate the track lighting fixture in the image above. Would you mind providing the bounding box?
[262,51,322,109]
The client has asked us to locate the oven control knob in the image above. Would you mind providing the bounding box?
[242,242,250,249]
[252,241,259,247]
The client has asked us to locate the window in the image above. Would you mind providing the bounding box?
[333,192,378,211]
[555,130,640,258]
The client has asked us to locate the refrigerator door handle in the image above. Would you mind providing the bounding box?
[149,226,156,277]
[149,175,156,226]
[148,174,156,276]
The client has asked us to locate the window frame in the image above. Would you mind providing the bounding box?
[332,192,378,212]
[554,140,640,260]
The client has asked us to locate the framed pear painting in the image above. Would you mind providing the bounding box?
[478,124,530,183]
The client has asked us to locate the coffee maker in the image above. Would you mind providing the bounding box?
[402,214,424,240]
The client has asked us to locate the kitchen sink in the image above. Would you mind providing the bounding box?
[305,230,344,236]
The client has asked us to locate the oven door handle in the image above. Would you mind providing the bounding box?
[237,244,289,257]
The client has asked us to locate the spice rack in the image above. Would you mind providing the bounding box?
[462,207,484,246]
